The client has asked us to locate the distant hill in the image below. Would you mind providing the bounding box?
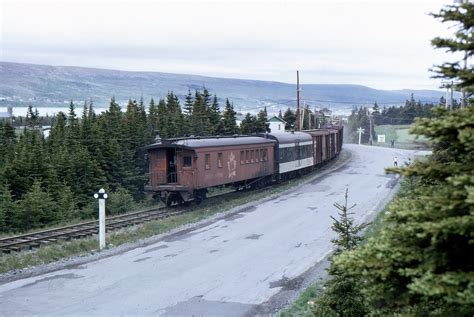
[0,62,445,113]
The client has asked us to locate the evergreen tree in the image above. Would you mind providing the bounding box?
[147,97,159,141]
[431,1,474,103]
[182,90,194,136]
[191,91,212,136]
[336,107,474,315]
[283,108,296,130]
[372,101,382,125]
[256,106,269,132]
[313,189,369,316]
[17,180,58,230]
[0,183,17,232]
[240,113,258,134]
[221,99,239,135]
[209,95,222,134]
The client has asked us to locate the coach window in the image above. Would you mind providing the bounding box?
[256,149,260,162]
[183,156,192,167]
[240,151,245,164]
[263,149,268,161]
[260,149,264,161]
[217,152,223,168]
[205,153,211,170]
[246,150,250,163]
[251,150,254,163]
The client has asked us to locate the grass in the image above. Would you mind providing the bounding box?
[374,124,429,150]
[279,282,324,317]
[0,151,351,275]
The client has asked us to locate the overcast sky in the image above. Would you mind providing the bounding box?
[1,0,455,90]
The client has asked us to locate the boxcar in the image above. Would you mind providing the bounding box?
[145,136,275,205]
[304,129,330,165]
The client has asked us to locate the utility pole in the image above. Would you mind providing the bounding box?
[450,80,454,110]
[367,109,373,145]
[93,188,108,250]
[314,107,318,129]
[441,80,454,110]
[296,70,301,131]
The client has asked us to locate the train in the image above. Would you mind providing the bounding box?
[144,122,343,206]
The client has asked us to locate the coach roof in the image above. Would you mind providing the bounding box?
[259,131,313,144]
[146,136,275,150]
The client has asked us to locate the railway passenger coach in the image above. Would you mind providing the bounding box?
[145,123,343,205]
[259,132,314,179]
[145,136,276,206]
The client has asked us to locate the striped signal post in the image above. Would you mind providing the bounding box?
[357,127,365,145]
[93,188,108,250]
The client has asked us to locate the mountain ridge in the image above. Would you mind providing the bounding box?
[0,61,445,112]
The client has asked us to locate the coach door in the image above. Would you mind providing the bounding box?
[166,148,177,183]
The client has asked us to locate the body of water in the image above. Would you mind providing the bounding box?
[4,106,108,117]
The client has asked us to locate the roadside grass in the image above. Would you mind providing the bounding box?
[279,282,324,317]
[0,150,351,275]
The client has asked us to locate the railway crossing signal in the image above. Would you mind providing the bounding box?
[357,127,365,145]
[93,188,108,250]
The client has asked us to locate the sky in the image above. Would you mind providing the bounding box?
[0,0,457,90]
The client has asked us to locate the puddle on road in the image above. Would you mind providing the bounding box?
[224,213,244,221]
[209,249,219,253]
[134,257,152,263]
[240,206,257,213]
[245,234,263,240]
[21,273,83,288]
[164,254,177,258]
[269,275,304,291]
[161,296,256,317]
[143,245,169,254]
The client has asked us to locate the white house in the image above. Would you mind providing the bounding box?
[266,116,286,132]
[0,106,13,119]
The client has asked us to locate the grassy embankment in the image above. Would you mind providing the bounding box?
[0,150,351,275]
[374,124,428,149]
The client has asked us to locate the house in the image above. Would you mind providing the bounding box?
[0,106,13,119]
[266,116,286,133]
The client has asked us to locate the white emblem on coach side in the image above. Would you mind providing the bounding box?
[228,152,237,178]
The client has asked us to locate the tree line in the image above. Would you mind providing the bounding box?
[345,95,439,144]
[0,90,243,233]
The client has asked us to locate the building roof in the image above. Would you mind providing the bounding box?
[146,136,275,150]
[267,116,286,123]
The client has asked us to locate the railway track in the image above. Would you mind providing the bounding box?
[0,155,344,254]
[0,187,239,254]
[0,207,186,253]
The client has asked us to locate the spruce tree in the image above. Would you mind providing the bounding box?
[256,106,269,132]
[283,108,296,130]
[221,98,239,135]
[431,1,474,103]
[240,113,258,134]
[313,189,369,316]
[209,95,222,134]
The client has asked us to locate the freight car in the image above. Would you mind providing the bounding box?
[145,124,343,206]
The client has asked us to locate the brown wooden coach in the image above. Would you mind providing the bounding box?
[145,136,276,205]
